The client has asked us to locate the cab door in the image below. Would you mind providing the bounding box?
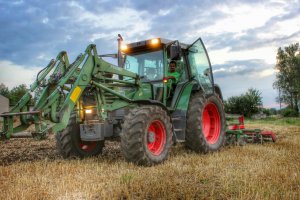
[187,38,214,94]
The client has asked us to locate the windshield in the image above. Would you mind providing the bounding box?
[124,50,164,81]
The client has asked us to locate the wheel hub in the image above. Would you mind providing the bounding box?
[148,131,156,143]
[202,103,221,144]
[79,142,97,152]
[147,120,167,156]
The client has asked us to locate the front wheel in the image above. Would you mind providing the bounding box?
[56,113,104,158]
[120,106,173,166]
[186,92,226,153]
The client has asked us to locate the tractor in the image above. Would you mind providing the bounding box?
[0,35,226,165]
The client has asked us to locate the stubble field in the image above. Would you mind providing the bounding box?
[0,120,299,199]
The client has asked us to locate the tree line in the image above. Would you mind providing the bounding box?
[0,83,28,106]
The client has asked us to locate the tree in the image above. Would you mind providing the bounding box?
[8,84,28,106]
[0,83,10,98]
[224,88,263,117]
[273,43,300,114]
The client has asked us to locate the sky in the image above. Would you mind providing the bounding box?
[0,0,300,108]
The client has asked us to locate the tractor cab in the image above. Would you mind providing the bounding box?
[120,38,216,106]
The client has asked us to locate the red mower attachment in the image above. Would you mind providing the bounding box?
[226,115,277,145]
[260,130,277,142]
[243,130,277,143]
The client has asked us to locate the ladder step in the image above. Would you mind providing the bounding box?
[172,117,181,121]
[174,129,183,132]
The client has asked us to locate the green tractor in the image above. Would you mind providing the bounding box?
[0,36,226,165]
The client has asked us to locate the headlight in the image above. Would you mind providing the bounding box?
[121,44,128,51]
[85,109,92,114]
[151,38,160,45]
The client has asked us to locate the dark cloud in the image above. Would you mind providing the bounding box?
[213,59,273,79]
[1,0,299,67]
[213,59,277,107]
[0,1,254,64]
[215,71,278,108]
[206,1,300,51]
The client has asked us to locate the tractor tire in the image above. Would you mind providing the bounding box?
[120,105,173,166]
[186,92,226,153]
[56,113,104,158]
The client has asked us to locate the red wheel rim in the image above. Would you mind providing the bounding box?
[79,141,97,152]
[147,120,166,156]
[202,103,221,144]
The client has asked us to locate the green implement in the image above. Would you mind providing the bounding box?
[225,115,277,145]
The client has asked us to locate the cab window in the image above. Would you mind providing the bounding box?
[124,50,164,81]
[188,39,213,93]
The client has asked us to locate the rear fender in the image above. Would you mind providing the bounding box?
[214,84,223,101]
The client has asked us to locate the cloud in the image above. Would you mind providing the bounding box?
[215,72,278,108]
[252,68,275,78]
[0,0,299,109]
[0,60,40,89]
[158,9,171,16]
[209,46,278,65]
[203,1,300,52]
[201,3,284,35]
[66,2,152,42]
[42,17,49,24]
[213,59,278,108]
[213,59,274,78]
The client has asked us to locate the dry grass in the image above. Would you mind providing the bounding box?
[0,123,300,200]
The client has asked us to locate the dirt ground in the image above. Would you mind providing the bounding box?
[0,134,123,166]
[0,123,299,199]
[0,135,56,166]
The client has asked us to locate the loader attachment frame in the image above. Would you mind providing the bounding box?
[1,44,140,139]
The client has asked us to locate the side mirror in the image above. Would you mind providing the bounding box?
[169,44,181,60]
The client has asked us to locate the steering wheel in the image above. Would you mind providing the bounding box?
[140,75,152,82]
[166,76,176,82]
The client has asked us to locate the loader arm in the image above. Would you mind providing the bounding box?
[52,44,140,133]
[1,44,140,139]
[0,51,72,138]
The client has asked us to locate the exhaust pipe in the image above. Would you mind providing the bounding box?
[117,34,123,68]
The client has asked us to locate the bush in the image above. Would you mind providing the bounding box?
[224,88,263,117]
[261,108,277,116]
[281,108,299,117]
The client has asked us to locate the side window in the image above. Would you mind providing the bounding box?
[178,57,187,82]
[144,60,163,80]
[124,56,138,74]
[188,39,213,93]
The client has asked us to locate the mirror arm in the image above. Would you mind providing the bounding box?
[166,40,178,48]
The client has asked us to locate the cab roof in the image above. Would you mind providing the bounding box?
[123,38,190,53]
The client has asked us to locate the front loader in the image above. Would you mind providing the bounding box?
[0,36,226,165]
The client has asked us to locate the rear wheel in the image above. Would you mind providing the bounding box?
[56,113,104,158]
[120,106,173,166]
[186,92,226,153]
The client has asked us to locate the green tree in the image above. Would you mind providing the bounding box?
[224,88,263,117]
[273,43,300,114]
[9,84,28,106]
[0,83,10,98]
